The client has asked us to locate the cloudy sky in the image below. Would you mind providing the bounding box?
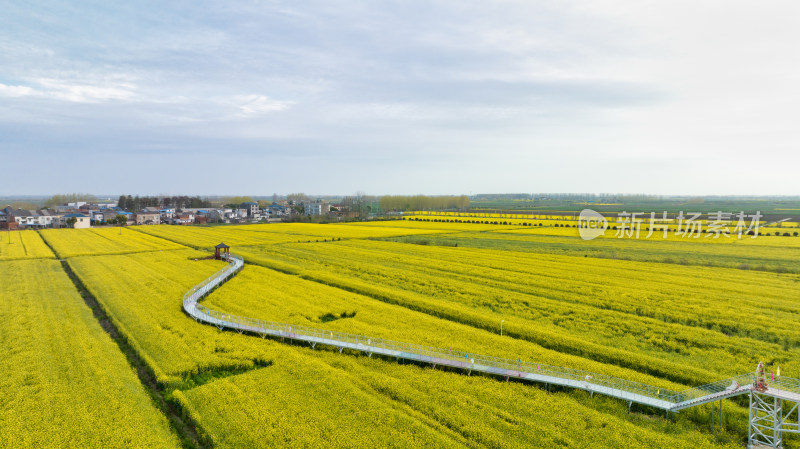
[1,1,798,196]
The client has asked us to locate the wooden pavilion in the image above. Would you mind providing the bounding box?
[214,242,230,260]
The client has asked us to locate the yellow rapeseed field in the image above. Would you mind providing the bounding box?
[235,239,800,381]
[176,347,737,449]
[67,250,247,385]
[0,259,178,448]
[203,264,684,388]
[39,227,186,258]
[179,263,733,449]
[132,222,453,250]
[0,230,55,260]
[19,220,799,447]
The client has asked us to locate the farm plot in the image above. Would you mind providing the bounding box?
[181,263,738,449]
[240,222,455,239]
[0,259,178,448]
[499,225,800,245]
[202,264,684,388]
[235,239,800,383]
[381,229,800,273]
[131,225,298,248]
[39,227,186,258]
[0,230,54,260]
[67,249,680,388]
[133,222,453,250]
[66,250,252,386]
[176,347,737,449]
[41,223,799,447]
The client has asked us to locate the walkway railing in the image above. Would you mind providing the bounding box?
[182,254,799,414]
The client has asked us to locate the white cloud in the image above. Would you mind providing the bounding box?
[0,83,34,97]
[1,0,800,194]
[231,95,293,117]
[0,78,137,103]
[34,78,137,103]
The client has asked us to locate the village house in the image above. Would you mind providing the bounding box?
[160,208,175,220]
[241,202,260,219]
[304,201,331,216]
[40,209,65,227]
[64,213,91,229]
[89,210,105,224]
[207,208,237,223]
[114,210,134,225]
[173,212,194,225]
[267,203,289,217]
[133,211,161,225]
[6,209,59,228]
[234,208,248,221]
[7,209,37,227]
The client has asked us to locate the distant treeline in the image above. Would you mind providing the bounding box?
[117,195,211,211]
[532,193,661,201]
[474,193,663,201]
[44,193,98,207]
[474,193,533,200]
[379,195,469,211]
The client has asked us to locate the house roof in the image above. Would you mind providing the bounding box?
[10,209,36,217]
[214,242,230,249]
[64,213,88,218]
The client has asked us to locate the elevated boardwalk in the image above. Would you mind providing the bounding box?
[183,254,799,447]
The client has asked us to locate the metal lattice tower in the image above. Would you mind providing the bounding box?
[748,362,800,448]
[749,391,782,448]
[749,397,799,448]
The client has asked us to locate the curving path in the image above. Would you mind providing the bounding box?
[183,254,800,446]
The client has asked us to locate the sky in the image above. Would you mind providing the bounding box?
[1,0,798,196]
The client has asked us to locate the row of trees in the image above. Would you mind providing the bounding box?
[117,195,211,211]
[220,196,254,208]
[44,193,98,208]
[471,193,666,201]
[379,195,469,212]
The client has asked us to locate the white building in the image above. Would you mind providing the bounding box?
[89,210,105,224]
[304,202,331,216]
[160,208,176,220]
[8,209,63,228]
[64,213,91,229]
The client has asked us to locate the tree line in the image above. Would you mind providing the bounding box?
[117,195,211,211]
[44,193,98,207]
[379,195,469,211]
